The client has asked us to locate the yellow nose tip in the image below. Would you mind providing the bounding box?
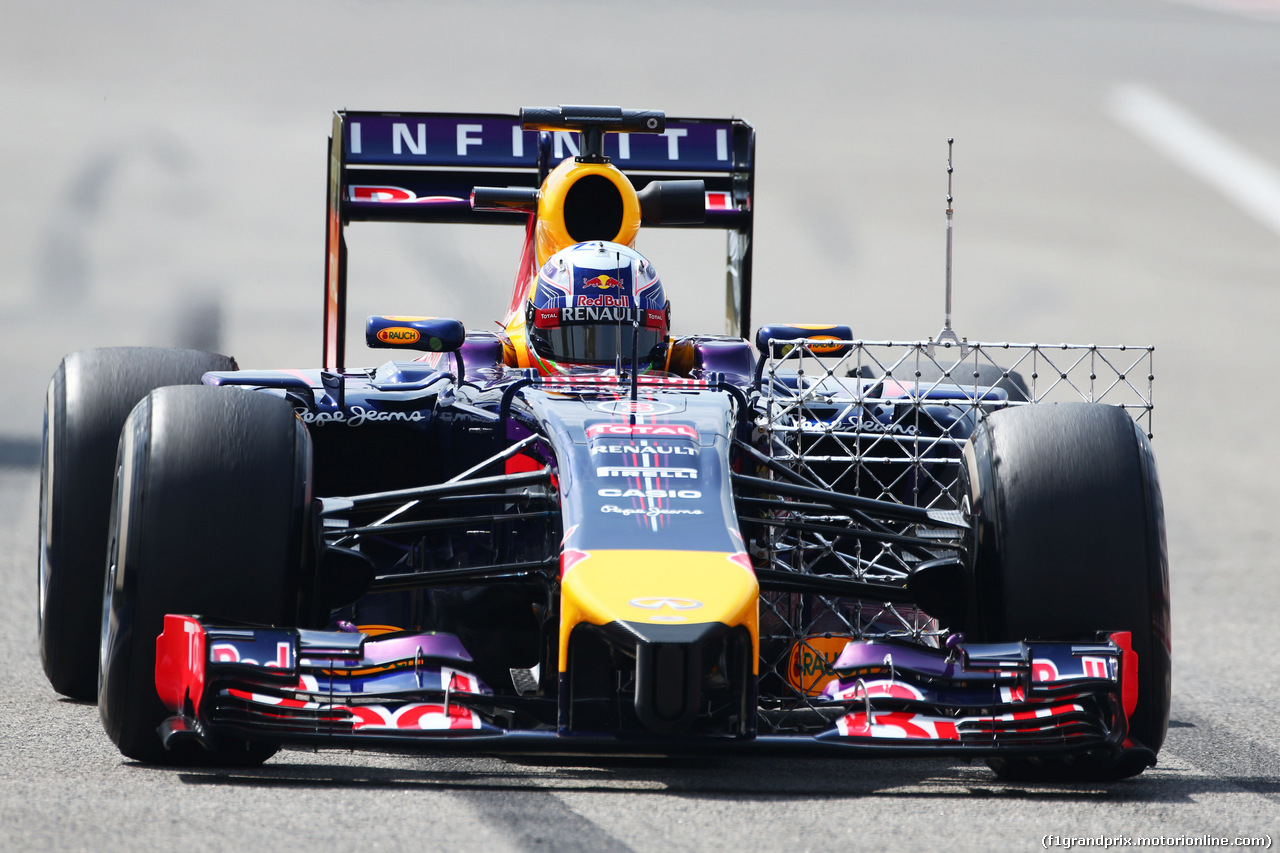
[558,549,758,672]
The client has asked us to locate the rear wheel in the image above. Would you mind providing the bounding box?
[960,403,1170,780]
[899,360,1029,402]
[99,386,311,764]
[39,347,237,700]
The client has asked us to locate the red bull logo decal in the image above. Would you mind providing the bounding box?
[577,294,630,307]
[577,275,630,307]
[583,274,622,291]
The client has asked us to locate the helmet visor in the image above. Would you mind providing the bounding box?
[536,323,665,366]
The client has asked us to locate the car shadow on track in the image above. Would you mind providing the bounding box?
[166,753,1248,804]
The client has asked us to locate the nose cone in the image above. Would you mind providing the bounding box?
[559,549,759,735]
[558,549,758,672]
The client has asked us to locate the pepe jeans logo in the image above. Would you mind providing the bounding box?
[295,406,425,427]
[800,418,919,436]
[601,505,705,518]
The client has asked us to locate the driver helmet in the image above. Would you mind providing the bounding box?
[525,241,669,372]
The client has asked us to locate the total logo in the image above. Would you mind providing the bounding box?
[585,423,697,439]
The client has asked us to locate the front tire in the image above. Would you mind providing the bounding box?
[39,347,237,700]
[961,403,1170,780]
[99,386,311,764]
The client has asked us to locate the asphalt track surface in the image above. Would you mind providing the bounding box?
[3,1,1280,850]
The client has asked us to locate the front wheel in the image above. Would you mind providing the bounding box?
[39,347,237,700]
[99,386,312,764]
[960,403,1170,780]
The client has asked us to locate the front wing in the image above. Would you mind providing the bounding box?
[154,615,1149,767]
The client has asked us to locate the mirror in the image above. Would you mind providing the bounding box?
[365,316,466,352]
[753,323,853,358]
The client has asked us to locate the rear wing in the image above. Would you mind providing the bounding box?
[324,110,755,370]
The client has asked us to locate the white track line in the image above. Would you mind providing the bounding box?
[1107,83,1280,238]
[1160,0,1280,22]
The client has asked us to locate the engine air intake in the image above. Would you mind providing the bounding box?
[564,175,625,242]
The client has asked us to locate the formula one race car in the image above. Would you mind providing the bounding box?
[38,105,1169,781]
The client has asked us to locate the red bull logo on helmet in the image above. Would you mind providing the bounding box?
[577,274,630,308]
[573,268,633,308]
[583,274,621,291]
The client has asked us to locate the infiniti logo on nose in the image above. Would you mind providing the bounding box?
[628,598,703,611]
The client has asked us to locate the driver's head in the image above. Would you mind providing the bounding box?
[525,241,669,372]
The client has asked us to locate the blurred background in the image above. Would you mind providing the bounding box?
[6,1,1276,418]
[6,0,1280,576]
[6,0,1278,566]
[3,0,1280,841]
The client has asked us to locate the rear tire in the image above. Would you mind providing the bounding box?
[39,347,237,700]
[960,403,1170,781]
[896,360,1029,402]
[98,386,311,765]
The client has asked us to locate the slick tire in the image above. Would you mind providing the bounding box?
[99,386,311,765]
[39,347,237,700]
[960,403,1170,781]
